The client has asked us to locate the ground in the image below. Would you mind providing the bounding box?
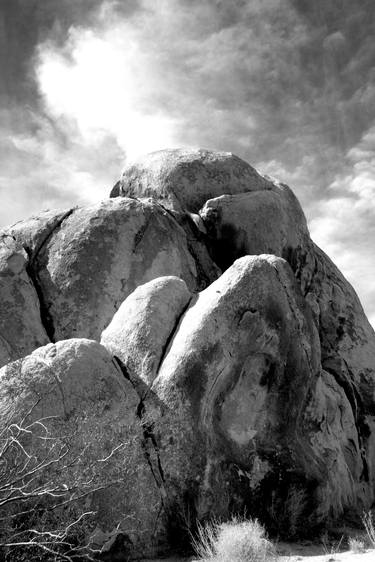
[277,542,375,561]
[140,544,375,561]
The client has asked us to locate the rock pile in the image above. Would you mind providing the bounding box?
[1,149,375,558]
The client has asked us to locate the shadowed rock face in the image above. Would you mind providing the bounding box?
[148,257,371,534]
[2,149,375,557]
[199,183,309,270]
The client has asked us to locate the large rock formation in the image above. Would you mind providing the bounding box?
[1,149,375,559]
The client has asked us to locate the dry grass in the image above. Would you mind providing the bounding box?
[192,516,277,562]
[348,536,366,553]
[362,511,375,548]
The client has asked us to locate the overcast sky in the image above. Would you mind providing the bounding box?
[1,0,375,326]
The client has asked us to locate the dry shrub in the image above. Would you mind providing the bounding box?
[0,404,141,561]
[362,510,375,548]
[348,536,366,553]
[192,518,219,560]
[192,516,277,562]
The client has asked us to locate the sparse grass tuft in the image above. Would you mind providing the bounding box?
[192,516,277,561]
[362,510,375,547]
[348,536,366,553]
[192,518,220,560]
[321,532,344,559]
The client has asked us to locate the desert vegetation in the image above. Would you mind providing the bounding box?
[190,512,375,562]
[191,517,277,562]
[2,400,375,562]
[0,401,138,561]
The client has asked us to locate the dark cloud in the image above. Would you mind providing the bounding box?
[0,0,107,104]
[0,0,128,225]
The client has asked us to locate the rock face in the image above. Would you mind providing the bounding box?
[1,148,375,558]
[150,256,371,533]
[115,148,272,212]
[0,233,49,366]
[101,276,192,388]
[3,198,218,351]
[151,255,321,527]
[199,182,310,270]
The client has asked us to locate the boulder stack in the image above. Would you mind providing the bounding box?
[1,149,375,558]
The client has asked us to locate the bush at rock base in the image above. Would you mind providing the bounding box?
[192,517,277,562]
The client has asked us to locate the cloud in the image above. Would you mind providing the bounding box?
[0,107,124,226]
[32,0,375,206]
[36,24,179,161]
[0,0,131,226]
[34,0,323,183]
[309,122,375,325]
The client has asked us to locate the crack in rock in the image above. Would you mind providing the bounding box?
[156,295,192,375]
[23,209,75,343]
[112,356,167,501]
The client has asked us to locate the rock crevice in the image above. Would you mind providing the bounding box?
[25,258,56,342]
[22,209,76,343]
[113,355,168,502]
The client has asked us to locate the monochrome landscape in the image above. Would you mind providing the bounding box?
[1,1,375,561]
[1,149,375,561]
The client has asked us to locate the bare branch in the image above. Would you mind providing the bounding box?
[0,398,139,561]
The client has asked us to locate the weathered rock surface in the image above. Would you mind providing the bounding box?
[199,181,310,270]
[0,233,49,367]
[0,339,166,557]
[149,256,361,533]
[101,276,192,388]
[6,208,74,259]
[116,148,273,212]
[8,198,218,344]
[298,243,375,388]
[159,255,374,529]
[1,148,375,558]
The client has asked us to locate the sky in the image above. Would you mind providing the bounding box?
[1,0,375,326]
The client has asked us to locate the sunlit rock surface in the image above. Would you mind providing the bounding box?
[101,276,192,388]
[115,148,272,212]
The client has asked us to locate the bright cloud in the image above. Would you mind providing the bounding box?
[34,0,313,168]
[310,123,375,325]
[0,108,124,226]
[37,26,178,161]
